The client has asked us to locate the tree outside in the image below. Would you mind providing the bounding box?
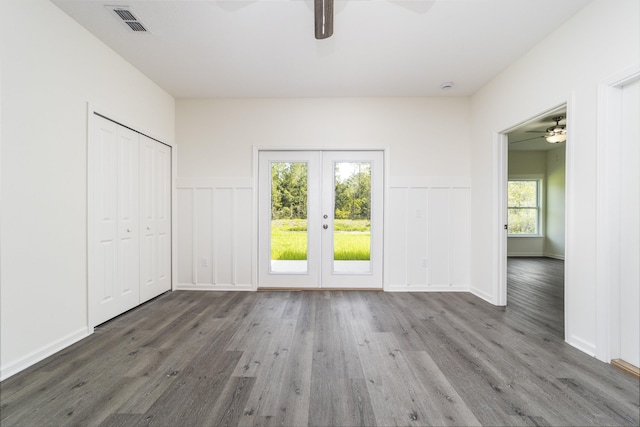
[508,180,539,234]
[270,161,372,261]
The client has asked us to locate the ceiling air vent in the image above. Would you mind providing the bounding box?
[107,6,149,33]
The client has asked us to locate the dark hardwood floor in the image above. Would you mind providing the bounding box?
[507,257,565,340]
[1,262,638,426]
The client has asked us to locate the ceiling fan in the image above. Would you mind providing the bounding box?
[314,0,435,39]
[315,0,333,39]
[510,115,567,145]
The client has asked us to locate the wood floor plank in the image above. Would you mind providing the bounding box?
[270,292,315,427]
[308,294,377,427]
[2,259,638,427]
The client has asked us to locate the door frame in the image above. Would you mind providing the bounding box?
[252,146,389,291]
[595,64,640,363]
[87,103,176,330]
[493,101,572,338]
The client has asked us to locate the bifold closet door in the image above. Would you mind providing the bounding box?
[92,116,140,325]
[139,135,172,302]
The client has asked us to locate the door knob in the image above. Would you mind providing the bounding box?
[323,214,328,219]
[127,228,132,232]
[323,224,328,229]
[147,226,151,230]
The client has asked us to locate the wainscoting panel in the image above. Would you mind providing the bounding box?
[177,188,194,285]
[387,177,471,291]
[178,177,469,292]
[177,178,253,290]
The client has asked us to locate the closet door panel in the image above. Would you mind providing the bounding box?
[140,135,171,302]
[156,142,172,292]
[117,127,140,305]
[92,116,139,326]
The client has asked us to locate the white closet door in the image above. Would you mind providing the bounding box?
[139,135,172,302]
[92,116,140,325]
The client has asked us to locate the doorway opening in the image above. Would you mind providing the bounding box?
[258,150,384,289]
[499,105,567,339]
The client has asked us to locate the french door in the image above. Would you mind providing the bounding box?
[258,150,383,289]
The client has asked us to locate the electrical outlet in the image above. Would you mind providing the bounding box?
[421,258,428,268]
[201,257,209,268]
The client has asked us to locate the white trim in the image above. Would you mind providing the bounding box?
[382,147,391,291]
[595,64,640,363]
[0,327,91,382]
[470,286,494,304]
[507,252,545,257]
[386,286,468,293]
[252,146,260,291]
[176,284,253,292]
[493,132,508,306]
[494,103,568,309]
[567,334,597,358]
[563,94,576,350]
[192,187,198,285]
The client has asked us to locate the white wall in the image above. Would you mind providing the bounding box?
[470,0,639,357]
[176,98,472,290]
[545,147,566,259]
[0,0,175,380]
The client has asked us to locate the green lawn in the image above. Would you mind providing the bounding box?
[271,219,370,260]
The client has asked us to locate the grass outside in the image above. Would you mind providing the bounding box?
[271,219,370,261]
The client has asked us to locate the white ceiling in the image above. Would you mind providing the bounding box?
[51,0,592,98]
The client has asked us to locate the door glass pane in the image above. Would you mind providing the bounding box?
[270,162,308,273]
[333,162,371,273]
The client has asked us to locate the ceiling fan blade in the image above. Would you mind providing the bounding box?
[315,0,333,39]
[509,135,545,144]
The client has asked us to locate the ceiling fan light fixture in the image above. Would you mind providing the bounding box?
[546,133,566,143]
[545,116,567,144]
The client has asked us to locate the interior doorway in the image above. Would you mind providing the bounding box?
[498,105,568,338]
[258,150,384,289]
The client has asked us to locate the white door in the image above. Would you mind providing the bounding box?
[139,135,172,302]
[92,116,140,325]
[258,150,383,289]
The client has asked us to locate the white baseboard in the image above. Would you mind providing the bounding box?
[567,334,597,357]
[385,284,468,292]
[507,253,566,260]
[176,283,253,291]
[507,252,545,257]
[470,286,495,305]
[1,327,92,382]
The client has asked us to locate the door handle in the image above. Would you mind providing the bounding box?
[323,224,328,230]
[126,228,132,233]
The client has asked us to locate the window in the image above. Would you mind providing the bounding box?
[508,179,541,235]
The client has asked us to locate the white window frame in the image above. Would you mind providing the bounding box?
[507,175,544,238]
